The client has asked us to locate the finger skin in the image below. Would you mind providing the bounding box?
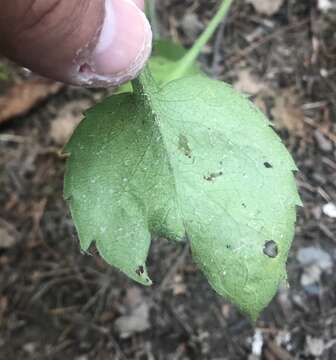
[133,0,145,8]
[0,0,151,87]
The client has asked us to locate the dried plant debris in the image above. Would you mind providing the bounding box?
[246,0,284,16]
[0,78,63,124]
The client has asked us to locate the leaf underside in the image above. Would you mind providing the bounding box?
[64,73,300,320]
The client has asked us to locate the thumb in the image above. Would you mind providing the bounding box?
[0,0,152,87]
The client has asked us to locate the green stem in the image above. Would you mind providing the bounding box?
[145,0,160,40]
[165,0,233,83]
[132,66,158,96]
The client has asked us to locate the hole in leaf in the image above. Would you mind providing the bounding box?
[263,241,278,258]
[136,265,145,276]
[264,162,273,168]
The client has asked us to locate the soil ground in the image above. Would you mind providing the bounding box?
[0,1,336,359]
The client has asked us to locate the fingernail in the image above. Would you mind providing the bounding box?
[76,0,152,87]
[132,0,145,10]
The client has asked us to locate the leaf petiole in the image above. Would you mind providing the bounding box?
[145,0,160,40]
[132,66,158,96]
[164,0,234,83]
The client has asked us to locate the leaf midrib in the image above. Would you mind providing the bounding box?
[139,88,189,240]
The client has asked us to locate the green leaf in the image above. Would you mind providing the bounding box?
[149,40,201,84]
[152,39,189,60]
[64,70,300,319]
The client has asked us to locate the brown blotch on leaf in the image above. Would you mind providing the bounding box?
[204,171,223,181]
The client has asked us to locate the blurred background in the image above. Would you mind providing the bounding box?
[0,0,335,359]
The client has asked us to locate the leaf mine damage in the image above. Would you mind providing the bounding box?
[178,134,192,158]
[203,171,224,181]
